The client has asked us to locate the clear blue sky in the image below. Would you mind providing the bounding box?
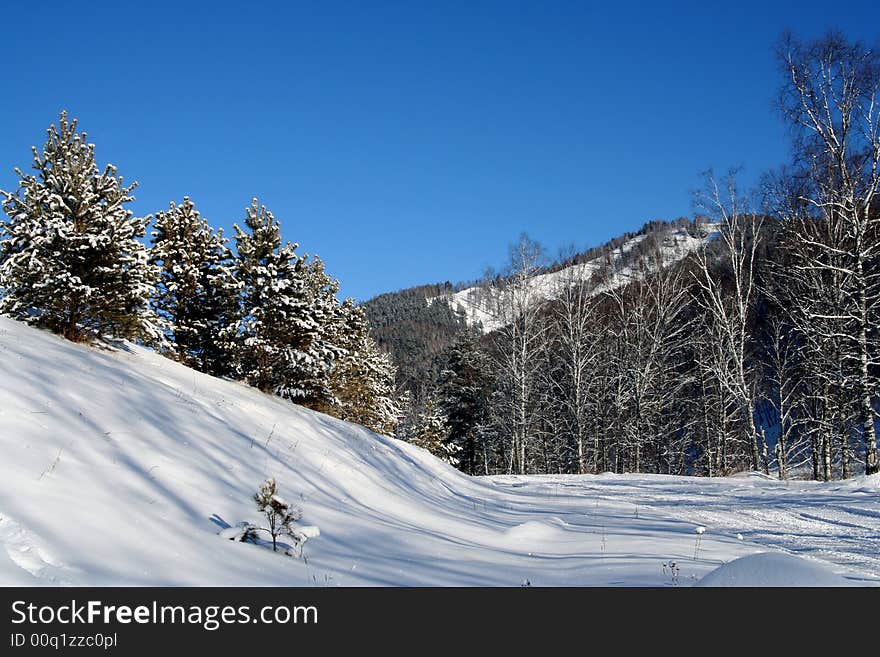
[1,1,877,301]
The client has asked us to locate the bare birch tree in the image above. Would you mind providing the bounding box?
[600,247,690,473]
[547,248,599,473]
[693,171,764,472]
[489,233,547,474]
[777,31,880,474]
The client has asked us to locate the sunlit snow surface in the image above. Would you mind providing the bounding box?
[694,552,855,587]
[0,316,877,586]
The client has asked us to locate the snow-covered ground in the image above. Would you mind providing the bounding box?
[694,552,856,587]
[0,316,877,586]
[433,224,718,331]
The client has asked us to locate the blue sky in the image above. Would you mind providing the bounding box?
[1,1,877,300]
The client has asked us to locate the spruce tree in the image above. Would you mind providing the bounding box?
[150,197,239,376]
[233,198,330,400]
[0,111,160,342]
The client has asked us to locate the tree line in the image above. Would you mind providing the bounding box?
[402,31,880,481]
[0,112,400,435]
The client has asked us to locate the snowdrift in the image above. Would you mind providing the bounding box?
[695,552,854,587]
[0,317,876,586]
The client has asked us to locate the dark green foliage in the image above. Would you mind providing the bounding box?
[362,284,469,405]
[436,333,496,474]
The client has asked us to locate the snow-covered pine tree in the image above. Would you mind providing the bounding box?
[0,111,160,343]
[437,332,495,474]
[150,197,239,376]
[325,299,402,435]
[253,478,301,553]
[409,396,460,465]
[233,199,333,401]
[297,255,346,408]
[358,337,403,435]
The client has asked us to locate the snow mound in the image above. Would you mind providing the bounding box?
[504,518,570,543]
[695,552,855,587]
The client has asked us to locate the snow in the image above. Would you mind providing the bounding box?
[0,315,878,586]
[432,224,719,331]
[218,522,254,542]
[503,518,572,543]
[296,525,321,540]
[695,552,855,587]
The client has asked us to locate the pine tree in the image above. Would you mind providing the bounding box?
[358,336,403,435]
[0,111,160,343]
[233,199,331,400]
[437,332,495,474]
[253,478,301,553]
[297,255,346,408]
[326,300,402,435]
[409,396,459,465]
[150,197,239,376]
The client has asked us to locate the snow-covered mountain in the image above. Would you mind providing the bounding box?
[1,316,877,586]
[433,222,719,332]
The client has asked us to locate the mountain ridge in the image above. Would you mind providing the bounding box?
[362,217,719,396]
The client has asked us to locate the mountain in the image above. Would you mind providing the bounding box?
[362,218,718,395]
[1,316,877,586]
[432,220,718,332]
[359,283,470,402]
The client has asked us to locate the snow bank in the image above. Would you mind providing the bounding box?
[695,553,856,587]
[503,518,571,543]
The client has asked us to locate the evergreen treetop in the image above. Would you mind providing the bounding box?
[150,196,239,375]
[0,111,160,343]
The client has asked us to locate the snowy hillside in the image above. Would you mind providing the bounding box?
[434,223,718,331]
[0,316,878,586]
